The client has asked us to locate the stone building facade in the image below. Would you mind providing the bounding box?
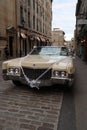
[0,0,53,59]
[75,0,87,60]
[52,28,65,46]
[0,0,16,59]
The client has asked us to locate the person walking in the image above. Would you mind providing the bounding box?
[79,44,83,58]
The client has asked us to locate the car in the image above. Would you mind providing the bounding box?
[2,46,75,89]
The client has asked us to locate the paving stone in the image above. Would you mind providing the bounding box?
[0,61,63,130]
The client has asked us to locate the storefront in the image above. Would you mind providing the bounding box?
[77,25,87,60]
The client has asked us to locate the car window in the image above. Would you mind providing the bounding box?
[39,47,61,55]
[60,47,68,56]
[31,46,68,56]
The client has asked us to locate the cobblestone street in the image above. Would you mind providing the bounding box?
[0,61,63,130]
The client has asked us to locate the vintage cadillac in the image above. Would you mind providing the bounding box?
[2,46,75,89]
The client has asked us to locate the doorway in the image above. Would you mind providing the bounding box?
[9,36,14,57]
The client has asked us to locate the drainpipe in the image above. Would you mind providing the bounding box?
[15,0,18,57]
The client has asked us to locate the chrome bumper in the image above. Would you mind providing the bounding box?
[3,74,74,87]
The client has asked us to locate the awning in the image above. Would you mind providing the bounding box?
[40,37,45,42]
[36,36,40,41]
[30,35,35,41]
[6,25,14,30]
[21,33,27,39]
[6,25,15,33]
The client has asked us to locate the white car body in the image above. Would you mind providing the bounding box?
[2,46,75,89]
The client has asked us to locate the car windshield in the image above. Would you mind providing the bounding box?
[31,46,68,56]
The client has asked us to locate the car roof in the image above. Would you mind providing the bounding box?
[36,46,67,48]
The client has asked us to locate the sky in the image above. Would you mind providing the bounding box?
[52,0,77,40]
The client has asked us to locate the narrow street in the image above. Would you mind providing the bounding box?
[58,56,87,130]
[75,57,87,130]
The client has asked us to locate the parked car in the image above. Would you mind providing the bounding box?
[2,46,75,89]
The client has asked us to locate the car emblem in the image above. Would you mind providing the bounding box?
[33,64,35,66]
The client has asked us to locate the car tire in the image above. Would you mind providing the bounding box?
[65,80,73,87]
[12,80,22,86]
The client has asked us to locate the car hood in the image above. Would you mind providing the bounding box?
[3,55,72,69]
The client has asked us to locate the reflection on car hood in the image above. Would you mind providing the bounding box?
[4,55,72,68]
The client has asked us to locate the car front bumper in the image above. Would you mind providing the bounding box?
[3,73,74,88]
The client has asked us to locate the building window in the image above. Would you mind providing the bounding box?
[28,0,31,7]
[20,6,24,25]
[28,12,31,27]
[40,21,42,32]
[33,15,35,29]
[33,0,35,10]
[37,2,38,14]
[37,18,38,31]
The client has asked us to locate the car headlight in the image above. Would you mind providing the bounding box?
[53,70,66,77]
[15,68,20,75]
[53,70,59,77]
[61,71,66,77]
[7,68,14,75]
[54,71,59,77]
[7,68,20,76]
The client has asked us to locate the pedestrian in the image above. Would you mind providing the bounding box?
[79,44,83,58]
[71,46,75,56]
[4,45,9,59]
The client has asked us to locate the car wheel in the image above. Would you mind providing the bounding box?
[65,80,74,91]
[12,80,22,86]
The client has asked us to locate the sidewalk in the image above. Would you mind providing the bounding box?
[75,56,87,130]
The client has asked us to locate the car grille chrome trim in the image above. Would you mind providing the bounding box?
[22,67,52,80]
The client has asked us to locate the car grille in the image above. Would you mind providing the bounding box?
[22,67,52,80]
